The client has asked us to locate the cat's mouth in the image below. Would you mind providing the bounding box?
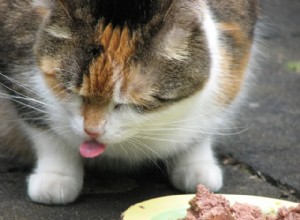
[79,140,106,158]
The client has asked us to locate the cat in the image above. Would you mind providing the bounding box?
[0,0,257,204]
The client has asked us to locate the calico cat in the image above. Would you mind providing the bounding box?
[0,0,257,204]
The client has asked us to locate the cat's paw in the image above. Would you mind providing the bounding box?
[28,172,82,204]
[169,163,223,193]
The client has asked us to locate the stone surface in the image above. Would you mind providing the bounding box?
[217,0,300,196]
[219,156,298,202]
[0,1,299,219]
[0,165,298,220]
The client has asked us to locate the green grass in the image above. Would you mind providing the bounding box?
[287,61,300,73]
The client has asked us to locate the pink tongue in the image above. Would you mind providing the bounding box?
[80,140,106,158]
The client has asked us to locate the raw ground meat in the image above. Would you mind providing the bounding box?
[275,205,300,220]
[184,185,300,220]
[185,185,233,220]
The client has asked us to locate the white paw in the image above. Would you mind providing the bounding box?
[28,172,83,204]
[169,163,223,193]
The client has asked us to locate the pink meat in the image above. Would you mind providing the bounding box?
[185,185,234,220]
[184,185,300,220]
[274,204,300,220]
[231,203,265,220]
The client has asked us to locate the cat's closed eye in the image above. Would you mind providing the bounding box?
[113,103,124,111]
[114,103,145,113]
[152,95,178,103]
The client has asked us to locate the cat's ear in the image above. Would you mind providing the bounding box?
[166,1,204,25]
[32,0,72,19]
[159,27,192,61]
[159,1,204,61]
[32,0,53,17]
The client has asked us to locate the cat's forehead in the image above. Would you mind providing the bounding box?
[78,21,139,103]
[38,0,209,107]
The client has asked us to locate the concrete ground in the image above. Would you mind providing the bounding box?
[0,0,299,219]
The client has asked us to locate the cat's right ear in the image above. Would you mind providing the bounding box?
[33,0,72,19]
[32,0,54,18]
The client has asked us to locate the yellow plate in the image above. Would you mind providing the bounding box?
[122,194,298,220]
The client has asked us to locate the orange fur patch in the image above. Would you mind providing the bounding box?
[83,101,108,132]
[217,22,253,105]
[40,57,66,98]
[43,74,67,99]
[125,65,155,106]
[80,22,137,128]
[40,57,59,75]
[218,22,250,47]
[218,48,251,105]
[80,23,137,99]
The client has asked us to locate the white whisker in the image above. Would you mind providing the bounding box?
[127,138,164,171]
[134,134,191,143]
[0,72,42,97]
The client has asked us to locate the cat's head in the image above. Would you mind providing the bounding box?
[32,0,211,150]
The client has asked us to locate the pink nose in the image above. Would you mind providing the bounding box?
[84,128,101,138]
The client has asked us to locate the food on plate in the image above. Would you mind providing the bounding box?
[184,185,300,220]
[275,205,300,220]
[185,185,233,220]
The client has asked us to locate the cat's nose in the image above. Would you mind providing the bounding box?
[84,128,101,138]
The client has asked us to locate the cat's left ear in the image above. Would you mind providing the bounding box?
[32,0,71,18]
[158,1,205,61]
[32,0,53,17]
[164,1,204,25]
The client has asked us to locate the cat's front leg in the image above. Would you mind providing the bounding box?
[27,131,83,204]
[168,137,223,193]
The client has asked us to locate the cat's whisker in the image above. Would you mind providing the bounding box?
[117,143,131,158]
[30,128,56,141]
[58,129,75,137]
[128,138,160,159]
[41,83,75,103]
[140,129,214,137]
[40,82,66,96]
[126,138,164,171]
[0,91,59,111]
[0,81,66,115]
[0,72,73,110]
[0,72,42,97]
[30,125,74,141]
[134,134,192,143]
[65,58,81,70]
[54,68,77,76]
[128,138,174,169]
[0,95,60,118]
[0,117,53,123]
[139,123,254,136]
[125,103,141,122]
[132,111,215,127]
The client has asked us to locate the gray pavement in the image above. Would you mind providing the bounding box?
[217,0,300,199]
[0,1,299,219]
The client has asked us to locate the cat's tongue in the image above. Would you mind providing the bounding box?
[80,140,106,158]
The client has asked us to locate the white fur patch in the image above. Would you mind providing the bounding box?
[199,4,223,105]
[32,0,50,7]
[45,25,72,39]
[27,128,83,204]
[112,66,127,104]
[161,27,191,61]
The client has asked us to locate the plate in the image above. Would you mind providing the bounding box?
[122,194,298,220]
